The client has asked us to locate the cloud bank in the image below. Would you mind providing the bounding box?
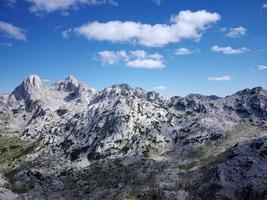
[208,75,231,81]
[75,10,220,47]
[211,45,249,54]
[175,48,197,55]
[26,0,117,13]
[225,26,246,38]
[98,50,165,69]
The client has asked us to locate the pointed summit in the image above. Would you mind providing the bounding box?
[65,75,77,82]
[52,75,88,93]
[27,74,43,88]
[11,74,46,101]
[63,75,82,92]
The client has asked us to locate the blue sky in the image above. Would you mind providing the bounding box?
[0,0,267,97]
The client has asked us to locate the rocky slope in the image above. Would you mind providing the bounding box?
[0,75,266,200]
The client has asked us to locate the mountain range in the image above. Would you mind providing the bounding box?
[0,75,266,200]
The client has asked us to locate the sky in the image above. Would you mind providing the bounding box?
[0,0,267,97]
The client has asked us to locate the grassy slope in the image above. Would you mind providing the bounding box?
[178,123,267,171]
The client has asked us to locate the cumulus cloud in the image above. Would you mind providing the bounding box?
[175,48,197,55]
[98,50,165,69]
[75,10,220,47]
[26,0,117,13]
[98,50,127,65]
[211,45,249,54]
[257,65,267,70]
[0,21,26,41]
[127,59,164,69]
[208,75,231,81]
[225,26,246,38]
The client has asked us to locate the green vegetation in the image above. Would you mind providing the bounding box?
[0,135,40,165]
[124,170,158,200]
[4,168,17,182]
[178,123,267,172]
[3,167,30,194]
[133,123,147,135]
[178,152,225,171]
[143,143,160,158]
[0,134,41,195]
[0,127,16,135]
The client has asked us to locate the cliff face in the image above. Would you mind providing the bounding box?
[0,75,266,200]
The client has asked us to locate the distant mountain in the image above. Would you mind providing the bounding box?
[0,75,266,200]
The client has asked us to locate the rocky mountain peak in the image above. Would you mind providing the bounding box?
[65,75,80,87]
[11,74,46,101]
[100,83,133,98]
[54,75,85,92]
[109,83,132,91]
[235,87,264,96]
[27,74,43,87]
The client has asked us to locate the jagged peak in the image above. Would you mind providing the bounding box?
[101,84,132,98]
[23,74,43,89]
[28,74,42,83]
[235,86,265,96]
[65,75,79,84]
[146,91,161,101]
[250,86,264,93]
[100,83,168,103]
[64,75,80,88]
[110,83,131,90]
[52,75,88,93]
[11,74,46,101]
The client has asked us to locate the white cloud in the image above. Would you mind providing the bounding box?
[62,28,72,39]
[98,50,127,65]
[26,0,118,13]
[263,4,267,8]
[208,75,231,81]
[152,86,166,91]
[226,26,246,38]
[98,50,165,69]
[75,10,220,47]
[126,59,164,69]
[129,50,146,59]
[257,65,267,70]
[211,45,249,54]
[175,48,196,55]
[0,21,26,41]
